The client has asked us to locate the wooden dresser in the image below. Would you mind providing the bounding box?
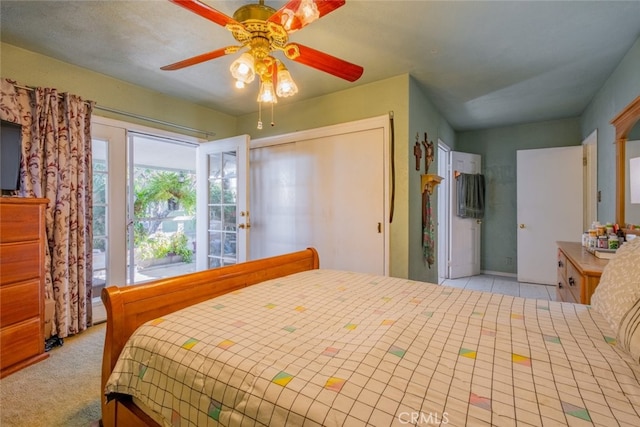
[0,197,49,378]
[556,241,609,305]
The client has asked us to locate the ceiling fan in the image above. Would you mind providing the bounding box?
[162,0,364,107]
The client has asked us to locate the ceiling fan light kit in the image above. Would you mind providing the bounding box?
[164,0,363,128]
[229,52,256,87]
[276,61,298,98]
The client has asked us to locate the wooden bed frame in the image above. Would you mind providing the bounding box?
[100,248,319,427]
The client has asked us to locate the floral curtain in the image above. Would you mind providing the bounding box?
[1,78,94,338]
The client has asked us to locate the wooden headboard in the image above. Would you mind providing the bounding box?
[100,248,319,427]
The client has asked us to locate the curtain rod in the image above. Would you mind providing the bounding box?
[94,105,216,139]
[13,83,216,139]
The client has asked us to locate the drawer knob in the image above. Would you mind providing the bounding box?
[569,277,575,286]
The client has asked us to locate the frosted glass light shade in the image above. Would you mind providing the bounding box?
[257,81,277,103]
[230,53,255,85]
[276,67,298,98]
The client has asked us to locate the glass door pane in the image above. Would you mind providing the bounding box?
[207,151,238,268]
[91,137,108,296]
[196,135,249,271]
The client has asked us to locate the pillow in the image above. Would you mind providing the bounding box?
[591,236,640,334]
[618,297,640,363]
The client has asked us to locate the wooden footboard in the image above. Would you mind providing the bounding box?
[100,248,319,427]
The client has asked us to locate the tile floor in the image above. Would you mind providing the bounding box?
[441,274,556,301]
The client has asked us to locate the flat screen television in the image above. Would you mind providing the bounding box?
[1,120,23,191]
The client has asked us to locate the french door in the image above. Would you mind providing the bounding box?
[196,135,250,270]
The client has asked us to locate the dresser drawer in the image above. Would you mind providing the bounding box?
[556,274,578,303]
[556,242,607,304]
[557,249,567,280]
[566,259,583,303]
[0,279,41,327]
[0,203,42,243]
[0,318,43,370]
[0,242,42,285]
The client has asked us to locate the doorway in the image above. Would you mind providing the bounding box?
[449,151,482,279]
[437,140,450,284]
[91,117,199,322]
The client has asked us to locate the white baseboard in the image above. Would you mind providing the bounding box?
[481,270,517,279]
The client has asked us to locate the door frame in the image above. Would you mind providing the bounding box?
[437,140,451,283]
[90,116,202,321]
[251,115,391,275]
[583,130,598,230]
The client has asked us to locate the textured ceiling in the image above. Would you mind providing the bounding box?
[1,0,639,131]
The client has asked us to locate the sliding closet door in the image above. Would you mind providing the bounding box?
[251,120,388,276]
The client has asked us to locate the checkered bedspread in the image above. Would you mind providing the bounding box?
[105,270,640,426]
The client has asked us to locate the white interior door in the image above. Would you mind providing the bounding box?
[517,146,583,285]
[196,135,250,271]
[449,151,482,278]
[250,117,388,275]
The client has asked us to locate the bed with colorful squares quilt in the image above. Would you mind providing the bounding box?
[104,268,640,426]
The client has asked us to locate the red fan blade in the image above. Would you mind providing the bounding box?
[269,0,345,33]
[161,47,237,70]
[286,43,363,82]
[169,0,238,27]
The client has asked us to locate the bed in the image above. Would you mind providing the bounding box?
[101,244,640,426]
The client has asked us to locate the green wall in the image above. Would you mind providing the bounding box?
[2,42,417,278]
[5,32,638,280]
[452,35,639,277]
[580,36,640,223]
[408,78,455,283]
[236,75,408,140]
[1,43,238,139]
[457,118,581,274]
[627,139,640,225]
[237,75,413,278]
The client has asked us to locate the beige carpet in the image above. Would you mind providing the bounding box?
[0,323,105,427]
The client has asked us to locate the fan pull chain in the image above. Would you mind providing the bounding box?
[257,102,263,129]
[271,102,275,127]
